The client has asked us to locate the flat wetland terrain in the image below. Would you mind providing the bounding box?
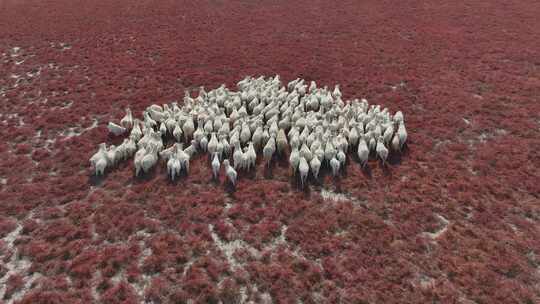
[0,0,539,303]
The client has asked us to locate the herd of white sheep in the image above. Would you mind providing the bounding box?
[89,75,407,187]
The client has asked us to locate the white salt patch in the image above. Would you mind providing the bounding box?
[209,224,276,302]
[209,224,257,270]
[321,188,349,202]
[508,223,519,233]
[61,118,99,138]
[467,167,478,176]
[434,139,451,150]
[494,128,509,136]
[91,270,101,302]
[0,224,38,302]
[472,94,483,99]
[238,286,248,304]
[128,238,153,300]
[422,214,450,239]
[8,272,42,303]
[1,224,21,248]
[26,68,41,78]
[467,128,508,148]
[276,225,286,245]
[59,43,72,51]
[412,273,435,291]
[320,188,366,207]
[10,47,21,58]
[247,285,272,304]
[390,81,406,91]
[87,118,99,130]
[477,133,489,143]
[110,270,124,285]
[44,138,56,152]
[91,223,99,241]
[60,100,73,109]
[311,292,325,303]
[61,127,82,138]
[0,178,7,185]
[47,63,59,70]
[463,118,471,125]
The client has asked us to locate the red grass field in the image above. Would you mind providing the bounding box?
[1,0,540,303]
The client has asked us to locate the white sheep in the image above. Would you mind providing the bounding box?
[376,137,389,165]
[330,157,340,176]
[276,129,288,155]
[90,143,108,167]
[141,145,158,173]
[337,149,346,167]
[108,122,126,136]
[357,136,369,167]
[207,133,218,156]
[298,157,309,188]
[167,155,181,181]
[173,124,183,142]
[289,146,300,175]
[233,142,244,170]
[245,142,257,171]
[182,117,195,141]
[159,122,167,136]
[263,136,276,167]
[397,122,407,149]
[120,108,134,129]
[211,152,220,180]
[391,133,401,152]
[310,156,321,179]
[95,157,108,176]
[223,159,237,187]
[134,147,147,176]
[130,120,143,141]
[90,75,408,188]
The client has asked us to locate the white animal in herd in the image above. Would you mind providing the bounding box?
[376,136,389,165]
[211,152,220,180]
[107,122,126,136]
[223,159,237,187]
[298,156,309,188]
[92,75,408,189]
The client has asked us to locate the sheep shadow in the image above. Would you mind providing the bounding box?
[360,164,373,179]
[380,162,393,177]
[262,164,274,179]
[88,171,107,186]
[333,176,343,192]
[349,153,373,179]
[168,173,189,185]
[288,173,312,195]
[88,162,125,186]
[131,167,160,184]
[241,166,257,180]
[263,152,288,179]
[388,149,405,166]
[207,175,221,186]
[223,180,237,194]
